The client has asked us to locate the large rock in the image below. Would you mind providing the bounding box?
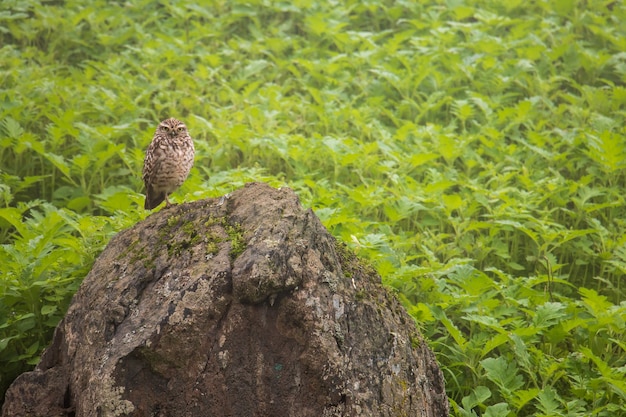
[2,183,449,417]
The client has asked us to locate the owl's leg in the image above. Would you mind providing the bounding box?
[164,194,171,207]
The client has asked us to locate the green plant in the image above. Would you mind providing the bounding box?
[0,201,118,396]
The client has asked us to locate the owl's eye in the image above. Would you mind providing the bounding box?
[177,126,184,132]
[162,126,170,131]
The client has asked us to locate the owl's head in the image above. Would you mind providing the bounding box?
[158,118,187,138]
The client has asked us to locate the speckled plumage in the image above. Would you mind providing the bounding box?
[142,118,195,210]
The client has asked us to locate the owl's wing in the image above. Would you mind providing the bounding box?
[142,137,168,209]
[142,138,165,184]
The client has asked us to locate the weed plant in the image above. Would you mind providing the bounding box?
[1,0,625,415]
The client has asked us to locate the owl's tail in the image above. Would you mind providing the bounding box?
[144,186,165,210]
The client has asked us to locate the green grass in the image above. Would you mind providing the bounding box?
[1,0,625,415]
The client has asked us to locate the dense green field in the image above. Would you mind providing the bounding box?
[1,0,625,414]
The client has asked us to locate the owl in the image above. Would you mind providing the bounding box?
[142,118,195,210]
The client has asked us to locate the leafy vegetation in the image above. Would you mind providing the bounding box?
[1,0,625,415]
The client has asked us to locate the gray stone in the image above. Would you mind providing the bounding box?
[2,182,449,417]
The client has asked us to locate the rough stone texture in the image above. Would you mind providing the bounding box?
[2,182,449,417]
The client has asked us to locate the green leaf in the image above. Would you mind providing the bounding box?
[0,207,26,237]
[579,288,613,317]
[461,386,491,410]
[41,305,57,316]
[481,357,524,394]
[484,403,510,417]
[0,336,17,352]
[481,333,509,357]
[430,305,468,347]
[509,333,532,375]
[511,388,540,410]
[0,117,24,139]
[536,386,564,416]
[586,131,626,173]
[532,302,567,328]
[442,194,464,214]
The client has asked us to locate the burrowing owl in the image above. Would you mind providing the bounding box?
[142,117,195,210]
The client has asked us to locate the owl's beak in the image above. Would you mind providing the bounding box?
[168,131,177,138]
